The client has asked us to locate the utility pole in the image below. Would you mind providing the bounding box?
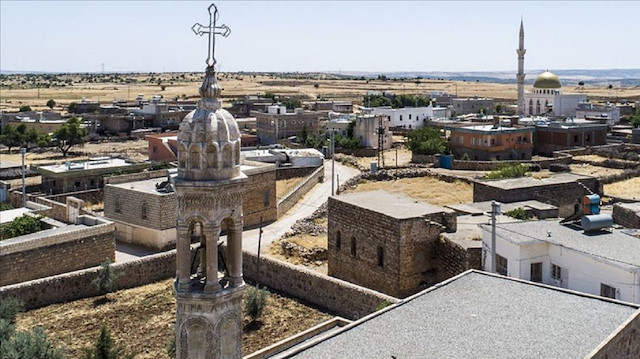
[331,130,335,196]
[490,200,501,273]
[377,115,385,169]
[256,216,263,285]
[21,148,26,207]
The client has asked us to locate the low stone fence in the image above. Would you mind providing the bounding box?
[449,155,572,171]
[276,166,316,181]
[103,169,169,185]
[277,166,324,218]
[612,203,640,229]
[411,153,436,165]
[334,148,378,157]
[600,168,640,185]
[44,189,103,205]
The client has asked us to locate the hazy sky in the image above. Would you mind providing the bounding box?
[1,1,638,73]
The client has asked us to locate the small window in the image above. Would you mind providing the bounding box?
[90,179,95,186]
[496,254,508,276]
[153,146,158,153]
[573,135,578,143]
[263,190,270,207]
[115,197,121,213]
[408,114,412,120]
[74,181,81,188]
[141,202,147,220]
[336,231,341,251]
[551,263,562,280]
[600,283,616,299]
[377,246,384,267]
[399,115,403,121]
[530,262,542,282]
[351,237,356,257]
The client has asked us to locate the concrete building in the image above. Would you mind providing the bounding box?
[328,190,457,298]
[524,71,587,117]
[451,97,495,115]
[354,115,392,150]
[1,111,64,134]
[284,270,640,358]
[254,106,326,145]
[146,133,179,162]
[448,124,534,160]
[369,106,436,129]
[473,173,601,218]
[482,220,640,304]
[575,102,621,127]
[533,120,608,156]
[36,157,148,194]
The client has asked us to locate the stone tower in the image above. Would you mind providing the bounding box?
[174,4,246,358]
[517,18,526,116]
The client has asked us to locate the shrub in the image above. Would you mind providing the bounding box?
[245,286,269,322]
[504,207,533,220]
[406,126,447,155]
[0,202,14,212]
[92,260,121,296]
[0,215,42,240]
[0,297,23,325]
[460,153,470,161]
[485,163,529,180]
[82,325,135,359]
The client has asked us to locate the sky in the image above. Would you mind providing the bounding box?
[1,1,639,74]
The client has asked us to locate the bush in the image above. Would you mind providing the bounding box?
[504,207,533,220]
[19,105,32,112]
[406,126,446,155]
[92,260,121,296]
[81,325,134,359]
[0,297,23,325]
[245,286,269,322]
[549,163,570,173]
[0,202,14,212]
[0,215,42,240]
[485,163,529,180]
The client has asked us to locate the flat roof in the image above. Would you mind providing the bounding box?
[452,124,535,134]
[333,190,447,219]
[484,220,640,269]
[38,158,130,174]
[478,172,593,190]
[0,208,33,226]
[288,271,639,359]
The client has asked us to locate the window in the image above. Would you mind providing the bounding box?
[141,202,147,220]
[263,190,270,207]
[530,262,542,282]
[600,283,617,299]
[74,181,81,188]
[496,254,508,276]
[336,231,341,251]
[573,135,578,143]
[551,263,562,280]
[115,197,121,213]
[351,237,357,257]
[399,115,403,121]
[377,246,384,267]
[409,114,412,120]
[90,179,95,186]
[153,146,158,153]
[471,138,476,146]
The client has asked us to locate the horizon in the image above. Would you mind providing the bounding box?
[1,1,639,73]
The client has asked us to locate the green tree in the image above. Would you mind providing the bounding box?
[245,286,269,323]
[0,124,23,153]
[68,102,78,113]
[281,98,302,110]
[504,207,533,220]
[46,99,56,109]
[0,202,14,212]
[92,259,121,297]
[406,126,447,155]
[631,108,640,128]
[0,215,42,240]
[82,325,135,359]
[53,116,88,157]
[19,105,32,112]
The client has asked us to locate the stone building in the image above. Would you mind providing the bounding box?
[473,173,601,218]
[328,190,457,298]
[449,124,534,160]
[533,121,608,156]
[254,105,327,145]
[451,97,495,115]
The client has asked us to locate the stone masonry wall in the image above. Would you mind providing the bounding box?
[276,166,316,181]
[588,310,640,359]
[396,219,443,297]
[104,185,176,230]
[243,168,277,228]
[612,203,640,229]
[277,166,324,218]
[437,237,482,282]
[0,223,115,286]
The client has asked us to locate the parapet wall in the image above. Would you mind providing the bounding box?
[0,217,115,286]
[103,169,170,185]
[277,166,324,218]
[589,310,640,359]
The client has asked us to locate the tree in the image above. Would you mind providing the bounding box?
[92,259,121,297]
[495,104,503,114]
[68,102,78,113]
[406,126,447,155]
[245,286,269,323]
[46,99,56,109]
[0,215,42,240]
[631,108,640,128]
[81,325,135,359]
[0,124,23,153]
[19,105,32,112]
[53,116,88,157]
[281,98,302,110]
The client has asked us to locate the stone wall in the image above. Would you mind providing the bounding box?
[334,148,378,157]
[588,310,640,359]
[612,203,640,229]
[450,155,572,171]
[437,237,482,281]
[45,189,103,205]
[103,169,169,185]
[243,167,278,228]
[276,166,316,181]
[104,185,177,231]
[277,166,324,218]
[0,217,115,286]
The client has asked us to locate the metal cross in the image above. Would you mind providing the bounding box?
[191,3,231,67]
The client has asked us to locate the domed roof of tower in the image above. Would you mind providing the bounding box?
[177,66,242,181]
[533,71,562,89]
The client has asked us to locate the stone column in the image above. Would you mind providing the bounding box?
[176,224,191,291]
[227,220,244,287]
[204,224,221,292]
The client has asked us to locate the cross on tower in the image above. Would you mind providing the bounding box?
[191,3,231,67]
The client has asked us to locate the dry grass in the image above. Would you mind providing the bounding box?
[604,177,640,199]
[354,147,413,169]
[16,278,332,358]
[276,176,308,200]
[350,176,473,206]
[569,163,625,178]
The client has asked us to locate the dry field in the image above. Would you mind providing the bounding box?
[16,278,332,358]
[3,73,639,113]
[350,176,473,207]
[569,163,625,178]
[276,176,308,200]
[604,177,640,200]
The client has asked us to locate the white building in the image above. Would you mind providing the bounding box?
[370,106,435,129]
[354,115,393,149]
[524,71,587,117]
[575,102,621,127]
[482,220,640,304]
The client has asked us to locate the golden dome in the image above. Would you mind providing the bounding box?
[533,71,562,89]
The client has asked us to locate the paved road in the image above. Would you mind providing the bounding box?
[115,160,361,261]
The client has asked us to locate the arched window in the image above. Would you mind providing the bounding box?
[351,237,356,257]
[141,201,147,220]
[206,144,218,169]
[190,144,200,169]
[336,231,341,250]
[222,144,232,168]
[179,143,187,168]
[115,196,121,213]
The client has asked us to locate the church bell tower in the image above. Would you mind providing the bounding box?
[174,4,246,358]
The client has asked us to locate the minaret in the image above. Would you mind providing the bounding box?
[517,18,526,116]
[174,4,246,358]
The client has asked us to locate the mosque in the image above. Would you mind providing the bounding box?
[517,20,587,117]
